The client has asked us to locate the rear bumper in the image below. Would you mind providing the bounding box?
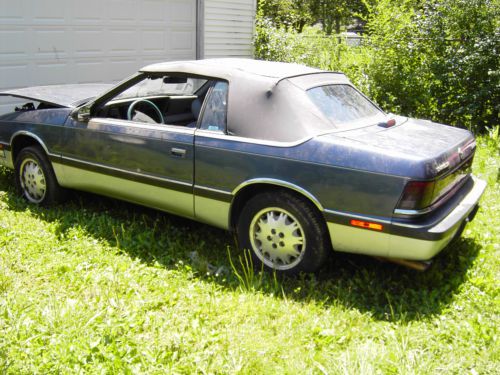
[326,176,486,260]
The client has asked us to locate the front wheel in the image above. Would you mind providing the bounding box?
[237,191,330,275]
[15,146,65,205]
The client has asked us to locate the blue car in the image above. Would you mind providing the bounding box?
[0,59,486,274]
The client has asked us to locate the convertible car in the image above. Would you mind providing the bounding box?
[0,59,486,273]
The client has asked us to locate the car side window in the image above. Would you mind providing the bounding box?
[93,74,209,126]
[199,81,228,132]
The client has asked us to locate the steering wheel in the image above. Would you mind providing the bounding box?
[127,99,164,124]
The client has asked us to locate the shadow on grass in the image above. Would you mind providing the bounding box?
[0,169,481,322]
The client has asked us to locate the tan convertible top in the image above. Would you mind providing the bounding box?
[142,59,355,143]
[141,58,321,81]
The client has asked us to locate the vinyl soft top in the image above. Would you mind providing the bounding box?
[141,58,323,81]
[141,59,355,143]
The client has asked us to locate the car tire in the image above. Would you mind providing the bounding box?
[15,146,65,205]
[237,191,330,275]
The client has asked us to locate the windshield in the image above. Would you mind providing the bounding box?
[115,75,207,100]
[307,84,384,126]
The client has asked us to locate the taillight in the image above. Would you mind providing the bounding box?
[397,180,436,211]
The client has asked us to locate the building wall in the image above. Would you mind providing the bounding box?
[203,0,256,58]
[0,0,198,89]
[0,0,256,114]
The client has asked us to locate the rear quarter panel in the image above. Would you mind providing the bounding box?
[194,134,406,219]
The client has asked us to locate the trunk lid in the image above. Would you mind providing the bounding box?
[332,116,476,179]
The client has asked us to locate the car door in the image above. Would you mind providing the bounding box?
[58,74,199,218]
[61,118,195,218]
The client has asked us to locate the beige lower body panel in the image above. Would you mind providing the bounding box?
[194,196,230,230]
[54,164,232,228]
[56,164,193,218]
[328,223,390,257]
[327,222,459,261]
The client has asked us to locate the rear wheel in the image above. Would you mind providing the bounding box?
[15,146,64,205]
[237,191,330,275]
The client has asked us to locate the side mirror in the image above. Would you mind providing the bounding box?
[71,104,91,122]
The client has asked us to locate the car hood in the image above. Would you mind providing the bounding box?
[0,83,114,108]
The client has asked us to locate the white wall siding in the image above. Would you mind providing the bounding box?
[0,0,257,113]
[0,0,198,113]
[203,0,256,58]
[0,0,197,88]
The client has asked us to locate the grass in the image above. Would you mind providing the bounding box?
[0,135,498,374]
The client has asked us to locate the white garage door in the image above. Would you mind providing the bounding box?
[0,0,197,91]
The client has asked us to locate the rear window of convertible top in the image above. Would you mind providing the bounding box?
[307,84,384,126]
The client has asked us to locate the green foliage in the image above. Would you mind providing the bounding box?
[254,23,372,91]
[417,0,500,130]
[364,0,436,116]
[256,0,313,31]
[257,0,368,33]
[0,136,498,373]
[309,0,367,34]
[255,0,500,133]
[365,0,500,129]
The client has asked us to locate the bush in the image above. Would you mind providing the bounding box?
[417,0,500,131]
[254,0,500,133]
[254,19,372,93]
[363,0,435,117]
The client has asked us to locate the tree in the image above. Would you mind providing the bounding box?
[257,0,369,34]
[256,0,312,32]
[309,0,367,34]
[364,0,499,130]
[417,0,499,130]
[255,0,499,131]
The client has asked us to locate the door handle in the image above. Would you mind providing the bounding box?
[170,147,186,158]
